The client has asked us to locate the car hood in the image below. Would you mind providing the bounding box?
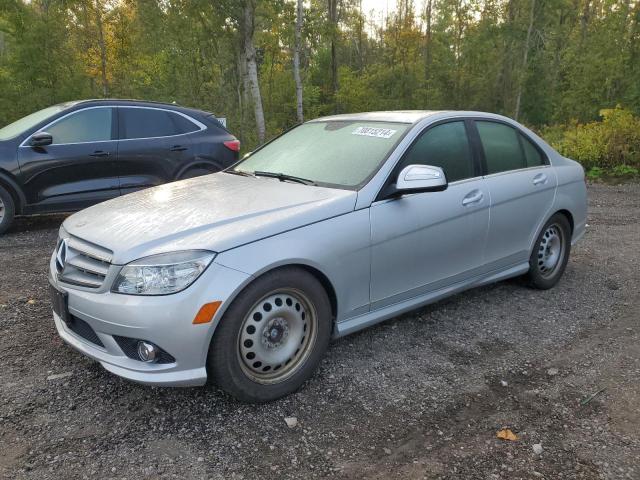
[63,173,357,265]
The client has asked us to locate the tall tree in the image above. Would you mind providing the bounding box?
[293,0,304,122]
[240,0,266,144]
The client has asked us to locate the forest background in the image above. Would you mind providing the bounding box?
[1,0,639,178]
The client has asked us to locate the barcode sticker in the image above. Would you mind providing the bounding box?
[352,126,397,139]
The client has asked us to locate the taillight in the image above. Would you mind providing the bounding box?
[224,140,240,152]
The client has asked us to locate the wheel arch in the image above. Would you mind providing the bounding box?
[212,261,339,333]
[0,170,26,214]
[174,158,223,180]
[555,209,574,234]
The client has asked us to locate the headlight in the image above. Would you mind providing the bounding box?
[112,250,215,295]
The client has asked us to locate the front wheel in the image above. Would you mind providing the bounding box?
[208,267,332,403]
[527,213,571,290]
[0,185,16,235]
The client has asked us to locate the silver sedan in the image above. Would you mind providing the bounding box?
[49,111,587,402]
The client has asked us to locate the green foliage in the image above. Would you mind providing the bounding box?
[0,0,639,159]
[543,106,640,171]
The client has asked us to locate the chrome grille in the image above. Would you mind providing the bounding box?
[56,235,113,289]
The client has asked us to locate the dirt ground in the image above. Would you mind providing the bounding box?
[0,182,638,479]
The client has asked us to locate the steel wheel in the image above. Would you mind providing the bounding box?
[537,223,565,278]
[237,289,318,385]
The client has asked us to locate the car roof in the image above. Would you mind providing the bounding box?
[67,99,214,118]
[310,110,514,125]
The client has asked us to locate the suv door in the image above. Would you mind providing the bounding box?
[473,120,557,269]
[17,107,118,212]
[116,107,200,194]
[369,120,490,309]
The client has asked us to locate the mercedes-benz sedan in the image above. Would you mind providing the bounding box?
[49,111,587,402]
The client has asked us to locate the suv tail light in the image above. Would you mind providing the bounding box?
[224,140,240,152]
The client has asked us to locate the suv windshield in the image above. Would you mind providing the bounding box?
[0,104,72,141]
[233,121,410,189]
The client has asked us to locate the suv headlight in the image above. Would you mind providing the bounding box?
[112,250,215,295]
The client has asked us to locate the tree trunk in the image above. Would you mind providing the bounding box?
[293,0,304,123]
[328,0,339,112]
[95,0,109,97]
[241,0,266,144]
[514,0,536,121]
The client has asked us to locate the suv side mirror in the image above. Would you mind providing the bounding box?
[390,164,447,197]
[30,132,53,147]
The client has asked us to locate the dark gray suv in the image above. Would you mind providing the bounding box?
[0,99,239,234]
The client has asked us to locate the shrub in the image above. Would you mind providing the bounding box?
[541,106,640,171]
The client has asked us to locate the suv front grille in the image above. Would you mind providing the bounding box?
[56,235,113,289]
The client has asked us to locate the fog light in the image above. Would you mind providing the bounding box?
[137,341,158,363]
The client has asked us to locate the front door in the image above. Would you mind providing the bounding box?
[369,120,490,309]
[17,107,119,212]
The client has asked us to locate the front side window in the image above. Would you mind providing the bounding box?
[397,121,474,183]
[120,108,197,139]
[476,121,527,174]
[47,108,113,144]
[233,121,410,189]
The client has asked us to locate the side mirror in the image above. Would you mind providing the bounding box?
[30,132,53,147]
[392,164,448,196]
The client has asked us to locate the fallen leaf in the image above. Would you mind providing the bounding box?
[496,429,518,441]
[27,299,36,304]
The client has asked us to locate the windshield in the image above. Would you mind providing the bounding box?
[233,121,410,189]
[0,104,72,141]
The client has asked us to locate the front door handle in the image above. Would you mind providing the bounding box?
[462,190,484,206]
[533,173,548,185]
[89,150,110,157]
[170,145,188,152]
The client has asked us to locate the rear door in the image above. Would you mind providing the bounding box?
[473,120,557,269]
[116,107,201,194]
[369,120,491,309]
[17,107,118,211]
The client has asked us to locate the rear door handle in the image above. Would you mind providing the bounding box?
[462,190,484,206]
[170,145,188,152]
[89,151,110,157]
[533,173,548,185]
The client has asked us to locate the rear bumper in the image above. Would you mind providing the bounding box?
[50,255,251,387]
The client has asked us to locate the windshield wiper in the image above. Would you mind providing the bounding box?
[253,171,317,186]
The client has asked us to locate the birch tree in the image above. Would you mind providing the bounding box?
[292,0,304,123]
[240,0,266,144]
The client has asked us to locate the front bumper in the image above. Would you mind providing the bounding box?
[50,255,251,387]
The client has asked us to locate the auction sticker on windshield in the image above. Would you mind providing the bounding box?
[352,126,397,139]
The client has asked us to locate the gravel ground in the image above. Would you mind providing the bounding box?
[0,182,639,479]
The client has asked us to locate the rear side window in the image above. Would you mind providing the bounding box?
[398,121,474,182]
[476,121,526,174]
[521,134,545,167]
[119,108,199,139]
[47,108,113,144]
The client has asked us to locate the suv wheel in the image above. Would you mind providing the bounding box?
[0,185,16,235]
[527,213,571,289]
[208,267,332,403]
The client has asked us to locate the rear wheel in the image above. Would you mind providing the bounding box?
[527,213,571,289]
[0,185,16,235]
[208,267,332,403]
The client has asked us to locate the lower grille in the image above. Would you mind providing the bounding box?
[113,336,176,364]
[68,316,104,348]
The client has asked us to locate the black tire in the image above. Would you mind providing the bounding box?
[179,167,213,180]
[0,185,16,235]
[527,213,571,290]
[208,267,332,403]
